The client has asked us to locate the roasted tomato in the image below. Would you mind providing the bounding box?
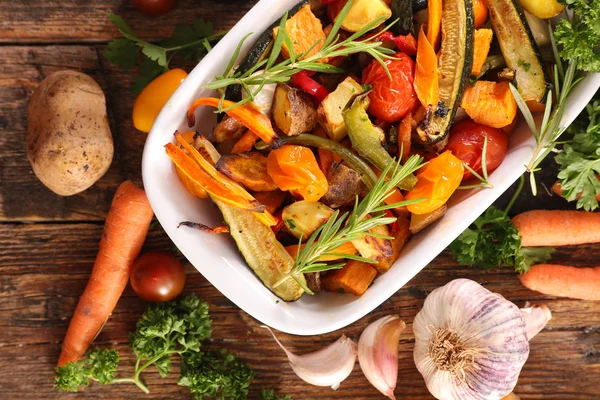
[406,151,464,215]
[447,119,508,180]
[362,52,417,122]
[266,145,328,202]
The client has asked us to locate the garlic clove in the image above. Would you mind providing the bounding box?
[262,325,357,390]
[358,315,406,400]
[520,302,552,340]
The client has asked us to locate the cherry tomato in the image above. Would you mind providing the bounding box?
[446,119,508,180]
[130,252,186,302]
[406,151,464,215]
[267,145,328,202]
[133,0,177,16]
[362,52,417,122]
[327,0,346,22]
[473,0,489,29]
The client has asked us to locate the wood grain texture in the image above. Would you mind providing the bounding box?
[0,223,599,399]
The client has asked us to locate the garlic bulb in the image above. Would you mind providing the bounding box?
[358,315,406,399]
[262,326,357,390]
[413,279,550,400]
[520,302,552,340]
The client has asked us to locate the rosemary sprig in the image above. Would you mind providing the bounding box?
[273,155,426,295]
[457,135,494,190]
[203,0,397,112]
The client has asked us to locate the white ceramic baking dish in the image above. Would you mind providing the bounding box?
[142,0,600,335]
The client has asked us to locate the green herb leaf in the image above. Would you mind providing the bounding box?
[260,388,293,400]
[515,246,555,274]
[132,59,164,95]
[103,38,141,70]
[555,0,600,72]
[55,348,119,392]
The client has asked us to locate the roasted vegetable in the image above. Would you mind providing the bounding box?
[273,4,327,61]
[242,79,277,117]
[390,0,413,36]
[305,272,322,293]
[417,0,474,145]
[212,116,247,143]
[471,29,494,76]
[427,0,443,50]
[322,260,378,296]
[409,204,447,234]
[461,81,517,129]
[351,222,393,261]
[487,0,551,105]
[273,83,318,136]
[216,152,278,192]
[251,190,287,215]
[215,198,306,301]
[340,0,392,33]
[376,215,411,273]
[414,27,439,109]
[286,241,358,262]
[317,76,363,142]
[523,10,550,47]
[321,162,366,208]
[519,0,564,19]
[282,201,334,240]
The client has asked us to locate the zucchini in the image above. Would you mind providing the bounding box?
[486,0,551,104]
[224,0,309,102]
[417,0,474,145]
[214,198,306,301]
[390,0,413,36]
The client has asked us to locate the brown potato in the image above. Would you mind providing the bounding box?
[272,83,317,136]
[351,220,393,261]
[376,215,411,273]
[321,162,366,208]
[27,70,113,196]
[215,152,278,192]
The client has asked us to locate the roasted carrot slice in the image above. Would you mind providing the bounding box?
[216,152,278,192]
[232,130,260,154]
[414,27,439,110]
[322,260,378,296]
[471,29,494,76]
[175,164,208,198]
[187,98,279,146]
[427,0,442,51]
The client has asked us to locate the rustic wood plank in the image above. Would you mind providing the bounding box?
[0,45,125,221]
[1,223,598,398]
[0,0,257,44]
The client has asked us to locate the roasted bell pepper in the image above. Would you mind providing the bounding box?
[292,70,330,102]
[343,93,417,191]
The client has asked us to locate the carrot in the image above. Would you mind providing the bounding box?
[427,0,442,50]
[58,181,154,366]
[511,210,600,247]
[187,98,280,146]
[461,81,517,128]
[519,264,600,301]
[398,113,412,163]
[414,27,439,110]
[322,260,378,296]
[175,163,208,198]
[471,29,493,76]
[285,241,357,262]
[552,179,600,201]
[232,130,259,154]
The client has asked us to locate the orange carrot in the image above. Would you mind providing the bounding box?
[519,264,600,301]
[461,81,517,128]
[58,181,154,366]
[471,29,493,76]
[187,98,279,146]
[511,210,600,247]
[414,27,439,109]
[322,260,378,296]
[398,113,412,163]
[232,130,259,154]
[427,0,442,50]
[552,179,600,201]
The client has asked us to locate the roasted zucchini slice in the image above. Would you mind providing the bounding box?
[417,0,474,145]
[486,0,552,104]
[214,198,306,301]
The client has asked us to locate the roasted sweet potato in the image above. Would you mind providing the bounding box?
[251,190,287,215]
[272,83,317,136]
[351,221,393,261]
[410,204,447,234]
[212,115,247,143]
[322,260,378,296]
[215,152,278,192]
[376,215,411,273]
[273,5,327,61]
[321,162,366,208]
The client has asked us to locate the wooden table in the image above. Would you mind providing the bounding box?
[1,1,599,398]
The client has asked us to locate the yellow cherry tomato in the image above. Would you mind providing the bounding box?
[132,68,188,133]
[406,151,464,215]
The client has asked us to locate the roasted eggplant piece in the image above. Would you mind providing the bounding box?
[321,162,366,208]
[390,0,414,36]
[273,83,318,136]
[417,0,474,146]
[216,152,278,192]
[282,200,334,240]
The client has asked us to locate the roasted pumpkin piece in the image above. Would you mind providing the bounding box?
[212,115,247,143]
[273,5,327,61]
[216,152,278,192]
[282,200,334,240]
[322,260,378,296]
[341,0,392,33]
[409,204,447,234]
[321,162,366,208]
[317,77,364,142]
[461,81,517,129]
[471,29,494,76]
[273,83,318,136]
[351,221,393,261]
[376,215,411,273]
[251,190,287,215]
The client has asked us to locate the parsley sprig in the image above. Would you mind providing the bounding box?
[450,176,555,273]
[203,0,397,112]
[273,155,426,295]
[104,14,225,93]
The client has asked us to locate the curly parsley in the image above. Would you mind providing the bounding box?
[555,0,600,72]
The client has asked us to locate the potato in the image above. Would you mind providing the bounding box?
[272,83,317,136]
[321,162,366,208]
[27,71,113,196]
[282,200,334,240]
[317,76,363,141]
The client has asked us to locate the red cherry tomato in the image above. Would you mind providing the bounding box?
[327,0,347,22]
[446,119,508,180]
[130,252,186,302]
[362,52,417,122]
[133,0,177,17]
